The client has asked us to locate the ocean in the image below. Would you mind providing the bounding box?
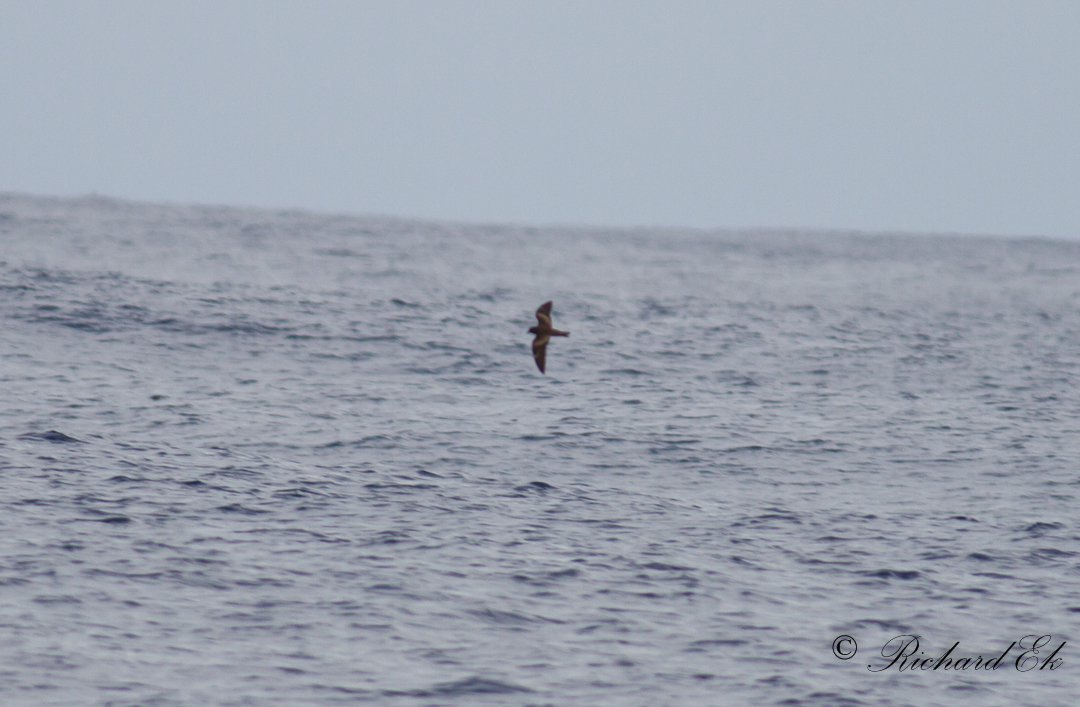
[1,193,1078,706]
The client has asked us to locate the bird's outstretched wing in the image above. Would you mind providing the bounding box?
[532,337,548,373]
[535,301,553,327]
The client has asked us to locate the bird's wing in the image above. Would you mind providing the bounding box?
[535,301,553,324]
[532,337,548,373]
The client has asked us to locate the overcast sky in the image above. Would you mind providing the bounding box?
[2,1,1078,237]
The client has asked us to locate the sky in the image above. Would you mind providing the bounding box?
[2,0,1078,238]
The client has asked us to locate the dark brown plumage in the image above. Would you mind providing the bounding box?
[528,301,569,374]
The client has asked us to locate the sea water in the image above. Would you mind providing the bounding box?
[1,194,1078,706]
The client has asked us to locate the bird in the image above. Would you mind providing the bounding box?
[528,301,569,374]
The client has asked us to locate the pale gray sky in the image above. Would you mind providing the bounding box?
[2,1,1078,237]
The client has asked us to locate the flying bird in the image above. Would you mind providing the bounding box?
[529,301,569,374]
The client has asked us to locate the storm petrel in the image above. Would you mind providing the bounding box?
[529,301,569,374]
